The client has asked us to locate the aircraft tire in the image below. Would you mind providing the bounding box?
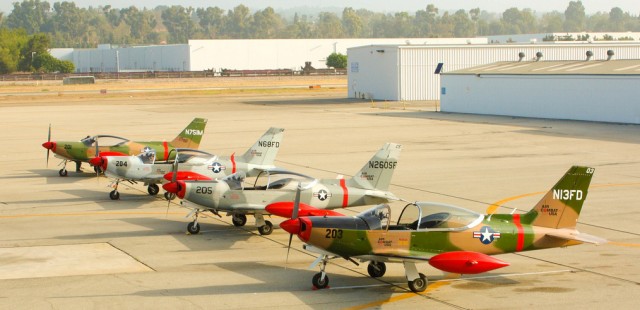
[258,221,273,235]
[148,184,160,196]
[109,190,120,200]
[232,214,247,227]
[312,273,329,289]
[59,168,68,177]
[164,192,176,200]
[408,273,428,293]
[187,222,200,234]
[367,261,386,278]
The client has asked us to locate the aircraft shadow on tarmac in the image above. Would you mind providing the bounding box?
[4,170,98,184]
[55,216,257,252]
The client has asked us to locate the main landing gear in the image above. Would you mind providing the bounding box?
[253,213,273,236]
[309,258,428,293]
[147,184,159,196]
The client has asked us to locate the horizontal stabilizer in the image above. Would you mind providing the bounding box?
[265,202,345,218]
[428,251,509,274]
[545,230,608,245]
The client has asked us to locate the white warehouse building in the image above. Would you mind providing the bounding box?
[440,59,640,124]
[346,43,640,101]
[55,38,487,73]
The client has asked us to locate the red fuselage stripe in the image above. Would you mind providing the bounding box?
[513,214,525,252]
[340,178,348,207]
[231,153,237,173]
[163,142,169,161]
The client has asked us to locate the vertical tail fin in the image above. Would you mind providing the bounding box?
[521,166,595,229]
[240,127,285,166]
[170,118,208,149]
[346,143,402,190]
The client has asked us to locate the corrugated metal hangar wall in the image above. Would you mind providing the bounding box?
[440,60,640,124]
[347,44,640,101]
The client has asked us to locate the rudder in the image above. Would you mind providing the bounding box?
[522,166,595,229]
[170,118,208,149]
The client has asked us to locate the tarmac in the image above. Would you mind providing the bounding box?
[0,84,639,309]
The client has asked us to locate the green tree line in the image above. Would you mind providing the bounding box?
[0,28,74,73]
[1,0,640,48]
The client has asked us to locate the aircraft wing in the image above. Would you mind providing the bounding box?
[545,230,608,245]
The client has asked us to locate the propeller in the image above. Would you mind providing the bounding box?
[285,182,303,264]
[165,149,180,216]
[45,124,51,167]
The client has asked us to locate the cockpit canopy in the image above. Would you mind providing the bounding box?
[246,169,316,191]
[137,147,156,164]
[397,202,483,231]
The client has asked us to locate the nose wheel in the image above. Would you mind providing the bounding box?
[59,168,68,177]
[109,190,120,200]
[187,221,200,234]
[164,192,176,200]
[367,261,386,278]
[257,221,273,235]
[312,255,330,289]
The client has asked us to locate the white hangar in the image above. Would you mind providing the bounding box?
[55,38,486,73]
[346,43,640,101]
[440,59,640,124]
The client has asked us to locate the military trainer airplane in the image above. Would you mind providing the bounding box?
[271,166,605,292]
[42,118,208,177]
[90,127,285,200]
[162,143,402,235]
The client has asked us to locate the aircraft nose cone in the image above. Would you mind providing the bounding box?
[162,181,185,199]
[280,219,300,235]
[163,172,174,182]
[89,156,103,167]
[42,141,56,150]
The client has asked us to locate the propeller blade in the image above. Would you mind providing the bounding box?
[286,232,293,264]
[94,138,100,180]
[285,182,303,264]
[166,149,180,212]
[46,124,51,167]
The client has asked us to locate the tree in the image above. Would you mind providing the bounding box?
[316,12,344,38]
[162,5,197,43]
[224,5,252,39]
[5,0,50,34]
[564,1,586,31]
[342,7,363,37]
[326,52,347,69]
[196,6,225,38]
[251,7,283,38]
[0,28,29,73]
[18,33,50,71]
[33,53,74,73]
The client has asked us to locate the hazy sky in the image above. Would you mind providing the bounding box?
[1,0,638,15]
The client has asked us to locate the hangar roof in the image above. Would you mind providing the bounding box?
[444,59,640,75]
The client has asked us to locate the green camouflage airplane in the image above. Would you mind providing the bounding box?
[90,127,285,200]
[42,118,207,176]
[163,143,402,235]
[271,166,606,292]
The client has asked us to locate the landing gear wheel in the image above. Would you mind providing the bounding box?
[93,166,102,174]
[164,192,176,200]
[109,190,120,200]
[148,184,160,196]
[232,214,247,227]
[312,273,329,289]
[258,221,273,235]
[408,273,428,293]
[187,222,200,234]
[367,261,387,278]
[59,168,68,177]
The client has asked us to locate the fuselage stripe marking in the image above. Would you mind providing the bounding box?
[163,141,169,161]
[231,153,237,173]
[340,178,348,207]
[513,214,525,251]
